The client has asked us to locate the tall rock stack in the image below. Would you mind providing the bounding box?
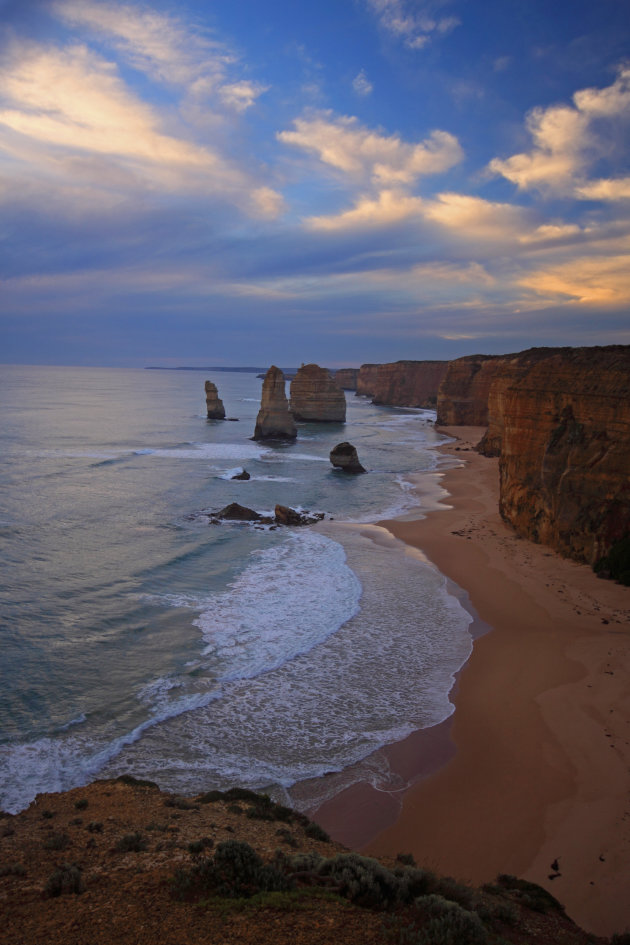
[253,366,297,440]
[205,380,226,420]
[290,364,346,422]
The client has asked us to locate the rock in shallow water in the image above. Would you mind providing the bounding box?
[329,442,366,474]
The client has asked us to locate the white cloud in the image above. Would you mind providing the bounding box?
[53,0,230,87]
[278,112,462,185]
[422,193,529,241]
[519,254,630,304]
[307,188,424,229]
[0,40,282,217]
[576,177,630,200]
[365,0,459,49]
[53,0,267,114]
[489,66,630,194]
[352,70,373,96]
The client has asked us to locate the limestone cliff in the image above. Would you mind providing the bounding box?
[253,366,297,440]
[356,364,380,397]
[479,346,630,565]
[204,380,226,420]
[436,355,503,426]
[333,368,359,390]
[290,364,346,422]
[371,360,448,408]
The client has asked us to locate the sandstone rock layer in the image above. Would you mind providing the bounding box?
[436,355,503,426]
[480,346,630,565]
[253,366,297,440]
[333,368,359,390]
[205,380,226,420]
[356,361,448,407]
[290,364,346,422]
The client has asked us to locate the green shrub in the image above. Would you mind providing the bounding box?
[188,837,214,855]
[86,821,103,833]
[411,895,488,944]
[43,832,70,851]
[304,821,330,842]
[0,863,26,877]
[44,863,84,897]
[609,934,630,945]
[164,796,199,811]
[316,852,405,909]
[116,831,148,852]
[41,809,55,819]
[74,798,89,810]
[115,774,159,788]
[495,874,564,913]
[171,839,294,901]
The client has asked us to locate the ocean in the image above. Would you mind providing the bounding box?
[0,365,473,815]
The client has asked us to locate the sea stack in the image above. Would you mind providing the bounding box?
[330,442,366,474]
[253,366,297,440]
[205,380,226,420]
[289,363,346,422]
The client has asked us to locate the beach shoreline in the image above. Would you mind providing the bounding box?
[309,426,630,937]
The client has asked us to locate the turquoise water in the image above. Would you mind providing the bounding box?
[0,365,472,813]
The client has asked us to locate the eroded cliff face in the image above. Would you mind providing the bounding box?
[333,368,359,390]
[480,346,630,565]
[356,361,447,407]
[436,355,503,426]
[290,364,346,422]
[356,364,380,397]
[372,360,448,408]
[253,366,297,440]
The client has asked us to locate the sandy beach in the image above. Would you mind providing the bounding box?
[311,426,630,937]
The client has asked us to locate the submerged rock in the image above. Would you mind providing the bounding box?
[253,366,297,440]
[205,380,226,420]
[290,364,346,422]
[231,469,251,480]
[330,442,366,474]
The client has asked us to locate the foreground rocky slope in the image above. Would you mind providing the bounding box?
[0,778,611,945]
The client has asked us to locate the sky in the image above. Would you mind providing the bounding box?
[1,0,629,367]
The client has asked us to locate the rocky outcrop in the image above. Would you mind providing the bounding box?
[436,356,504,426]
[253,366,297,440]
[356,364,381,397]
[274,504,325,526]
[478,346,630,565]
[231,469,250,480]
[289,364,346,423]
[205,380,226,420]
[330,442,366,474]
[370,360,448,408]
[289,364,346,422]
[333,368,359,390]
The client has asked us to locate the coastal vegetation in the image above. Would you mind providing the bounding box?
[0,777,622,944]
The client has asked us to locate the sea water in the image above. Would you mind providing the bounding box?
[0,365,472,814]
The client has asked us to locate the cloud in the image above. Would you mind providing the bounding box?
[352,69,373,96]
[364,0,460,50]
[489,66,630,194]
[519,254,630,304]
[278,112,462,185]
[0,38,282,217]
[54,0,267,113]
[307,188,424,229]
[422,193,529,241]
[576,177,630,200]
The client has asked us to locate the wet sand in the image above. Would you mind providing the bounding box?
[311,426,630,937]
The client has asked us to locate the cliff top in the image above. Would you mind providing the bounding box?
[0,778,609,945]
